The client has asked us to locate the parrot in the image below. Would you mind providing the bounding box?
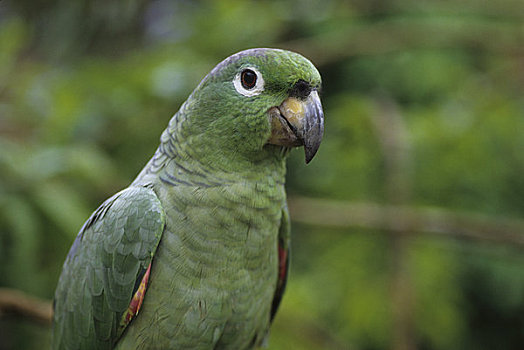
[52,48,324,350]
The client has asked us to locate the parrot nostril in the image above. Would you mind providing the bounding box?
[290,79,312,99]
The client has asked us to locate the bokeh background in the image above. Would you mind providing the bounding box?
[1,1,523,349]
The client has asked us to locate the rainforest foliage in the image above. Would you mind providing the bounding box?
[0,1,523,349]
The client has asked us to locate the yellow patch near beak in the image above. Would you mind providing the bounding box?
[267,91,324,163]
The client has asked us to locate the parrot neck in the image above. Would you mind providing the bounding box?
[133,130,288,188]
[133,99,291,187]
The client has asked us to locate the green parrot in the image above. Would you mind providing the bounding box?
[52,48,324,349]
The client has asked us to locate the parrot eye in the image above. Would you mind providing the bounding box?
[233,67,264,97]
[241,69,257,89]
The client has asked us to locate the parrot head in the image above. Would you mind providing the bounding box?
[184,48,324,165]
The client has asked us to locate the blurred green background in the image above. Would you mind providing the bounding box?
[0,0,523,349]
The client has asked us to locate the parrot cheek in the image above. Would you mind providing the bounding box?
[267,106,302,147]
[266,90,324,163]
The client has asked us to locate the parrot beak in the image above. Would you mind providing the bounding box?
[268,90,324,163]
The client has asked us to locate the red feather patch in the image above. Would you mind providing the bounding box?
[119,263,152,331]
[278,245,288,283]
[271,241,289,321]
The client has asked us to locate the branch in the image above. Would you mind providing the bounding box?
[0,288,53,325]
[288,196,524,249]
[2,198,523,329]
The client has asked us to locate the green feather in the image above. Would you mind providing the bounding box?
[53,48,322,349]
[53,187,165,349]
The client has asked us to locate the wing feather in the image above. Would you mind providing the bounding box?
[52,186,165,350]
[270,205,291,322]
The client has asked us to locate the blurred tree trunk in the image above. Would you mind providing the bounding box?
[370,98,416,350]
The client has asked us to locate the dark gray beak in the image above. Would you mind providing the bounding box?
[267,90,324,163]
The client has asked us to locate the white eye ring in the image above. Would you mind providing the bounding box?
[233,67,265,97]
